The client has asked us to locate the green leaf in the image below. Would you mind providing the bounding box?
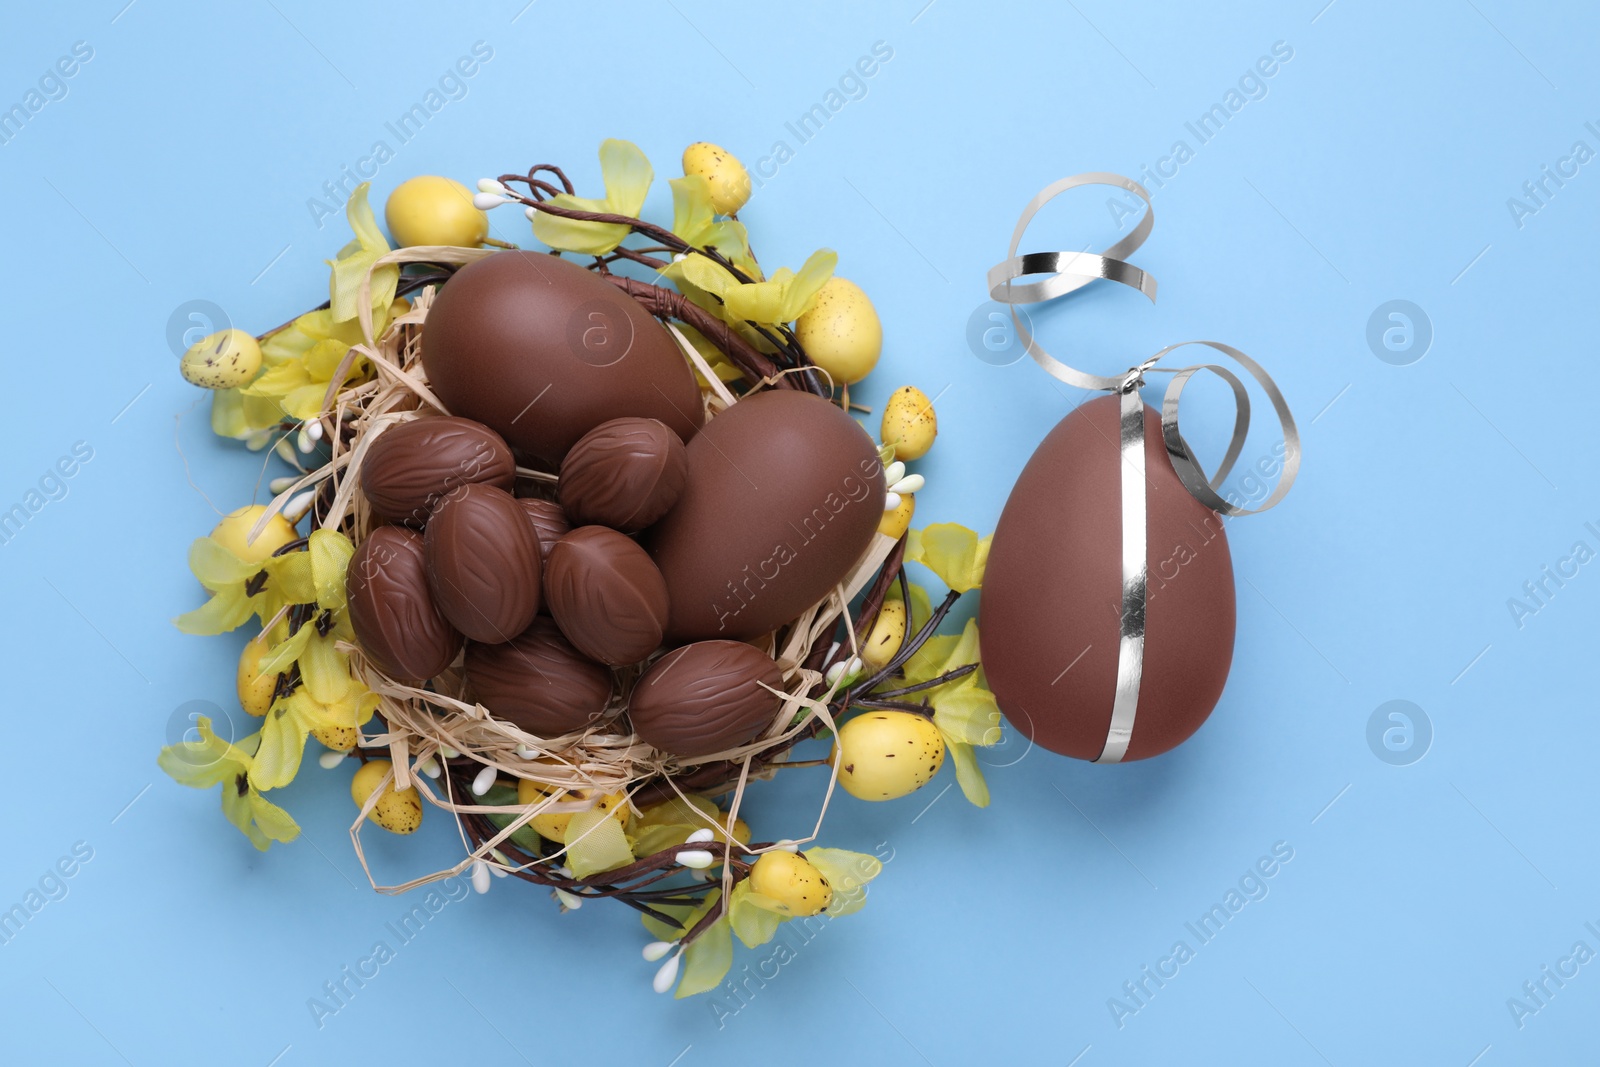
[728,881,783,949]
[948,742,990,807]
[804,848,883,918]
[905,523,992,593]
[599,138,652,216]
[173,586,254,636]
[778,249,837,321]
[564,808,634,878]
[309,529,354,608]
[932,681,1003,747]
[676,918,733,998]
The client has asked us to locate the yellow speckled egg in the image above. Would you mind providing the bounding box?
[351,759,423,834]
[832,711,945,800]
[518,780,629,841]
[210,505,297,564]
[682,142,752,215]
[749,850,832,916]
[881,385,937,461]
[795,277,882,385]
[181,329,261,390]
[878,491,915,540]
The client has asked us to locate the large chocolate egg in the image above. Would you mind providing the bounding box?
[421,251,702,464]
[981,396,1235,761]
[347,527,462,684]
[464,618,613,736]
[646,390,885,642]
[423,484,542,643]
[628,641,784,759]
[544,526,669,666]
[558,417,688,532]
[360,416,514,526]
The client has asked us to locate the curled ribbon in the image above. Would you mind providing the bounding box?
[986,173,1301,763]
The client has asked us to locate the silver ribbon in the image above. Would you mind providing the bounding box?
[987,174,1301,763]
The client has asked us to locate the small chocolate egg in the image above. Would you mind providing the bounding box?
[423,484,542,643]
[517,498,570,565]
[464,618,613,736]
[421,251,703,464]
[646,390,885,642]
[981,395,1236,761]
[360,416,515,526]
[544,527,669,666]
[628,640,784,759]
[558,417,688,532]
[347,527,462,684]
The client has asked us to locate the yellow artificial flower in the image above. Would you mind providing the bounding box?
[157,717,300,851]
[174,535,313,636]
[532,139,653,255]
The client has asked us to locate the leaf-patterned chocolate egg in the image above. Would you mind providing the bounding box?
[628,641,784,758]
[558,417,688,532]
[347,527,463,684]
[423,484,542,643]
[544,526,670,666]
[360,416,514,526]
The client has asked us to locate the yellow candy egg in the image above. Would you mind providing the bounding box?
[180,329,261,390]
[681,142,752,215]
[794,277,881,385]
[860,599,907,672]
[210,505,297,564]
[351,759,423,834]
[748,850,832,916]
[881,385,937,461]
[878,491,915,540]
[832,711,945,800]
[236,631,278,717]
[518,780,629,841]
[385,176,488,248]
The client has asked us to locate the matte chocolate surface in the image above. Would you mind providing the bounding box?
[646,390,885,642]
[347,526,462,684]
[421,251,702,464]
[360,416,514,526]
[558,417,688,532]
[423,484,542,644]
[544,526,669,666]
[981,396,1236,761]
[627,640,783,759]
[464,618,613,737]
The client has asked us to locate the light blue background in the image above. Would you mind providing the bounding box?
[1,1,1595,1063]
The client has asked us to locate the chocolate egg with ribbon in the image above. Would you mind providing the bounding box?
[979,173,1299,762]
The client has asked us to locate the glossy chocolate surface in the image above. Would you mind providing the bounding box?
[628,640,783,759]
[558,417,688,532]
[544,526,670,666]
[464,618,613,737]
[360,416,514,526]
[981,396,1236,761]
[423,484,542,644]
[421,251,702,464]
[646,390,885,642]
[346,526,462,684]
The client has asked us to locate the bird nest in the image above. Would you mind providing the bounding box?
[167,147,992,995]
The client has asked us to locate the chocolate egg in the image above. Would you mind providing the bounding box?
[980,395,1236,761]
[423,484,542,643]
[421,251,702,464]
[628,640,784,758]
[646,390,885,642]
[558,417,688,532]
[517,498,570,565]
[464,618,613,736]
[544,526,669,666]
[347,527,462,684]
[360,416,514,526]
